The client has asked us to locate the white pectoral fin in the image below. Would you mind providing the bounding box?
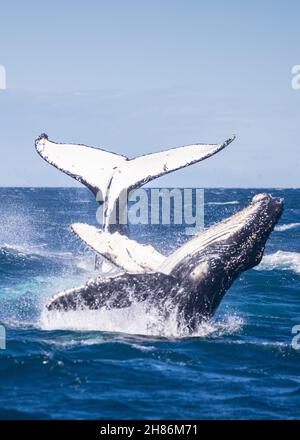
[35,134,128,196]
[105,136,236,226]
[71,223,166,273]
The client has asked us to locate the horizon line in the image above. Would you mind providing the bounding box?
[0,186,298,190]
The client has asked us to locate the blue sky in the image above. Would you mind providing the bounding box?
[0,0,299,187]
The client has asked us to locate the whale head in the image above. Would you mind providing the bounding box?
[163,193,284,329]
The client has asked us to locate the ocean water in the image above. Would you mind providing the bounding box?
[0,187,299,420]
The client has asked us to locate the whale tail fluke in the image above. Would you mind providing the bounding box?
[36,134,235,230]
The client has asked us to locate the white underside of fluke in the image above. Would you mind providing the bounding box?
[71,223,165,273]
[35,135,127,198]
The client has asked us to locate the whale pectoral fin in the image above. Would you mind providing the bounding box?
[70,223,166,273]
[35,134,128,197]
[47,272,178,311]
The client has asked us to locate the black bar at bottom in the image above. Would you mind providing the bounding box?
[0,420,299,438]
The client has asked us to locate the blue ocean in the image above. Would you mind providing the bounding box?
[0,188,299,420]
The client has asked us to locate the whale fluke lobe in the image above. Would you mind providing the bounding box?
[102,135,236,229]
[35,134,235,230]
[35,134,128,197]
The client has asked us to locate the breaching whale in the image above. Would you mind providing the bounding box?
[47,194,283,333]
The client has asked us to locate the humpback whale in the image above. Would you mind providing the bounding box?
[47,194,283,333]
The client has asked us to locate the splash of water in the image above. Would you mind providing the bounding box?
[39,299,243,338]
[257,251,300,275]
[275,223,300,232]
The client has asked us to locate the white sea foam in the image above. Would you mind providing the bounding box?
[206,201,239,206]
[40,303,178,337]
[39,300,243,338]
[223,339,288,349]
[257,251,300,275]
[275,223,300,232]
[192,315,244,338]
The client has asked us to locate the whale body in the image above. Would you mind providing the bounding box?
[47,194,283,333]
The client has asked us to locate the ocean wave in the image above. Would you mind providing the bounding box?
[257,251,300,275]
[0,244,47,271]
[0,243,70,259]
[0,243,95,266]
[0,243,95,282]
[0,244,68,272]
[275,223,300,232]
[206,201,239,206]
[191,315,244,338]
[226,339,288,349]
